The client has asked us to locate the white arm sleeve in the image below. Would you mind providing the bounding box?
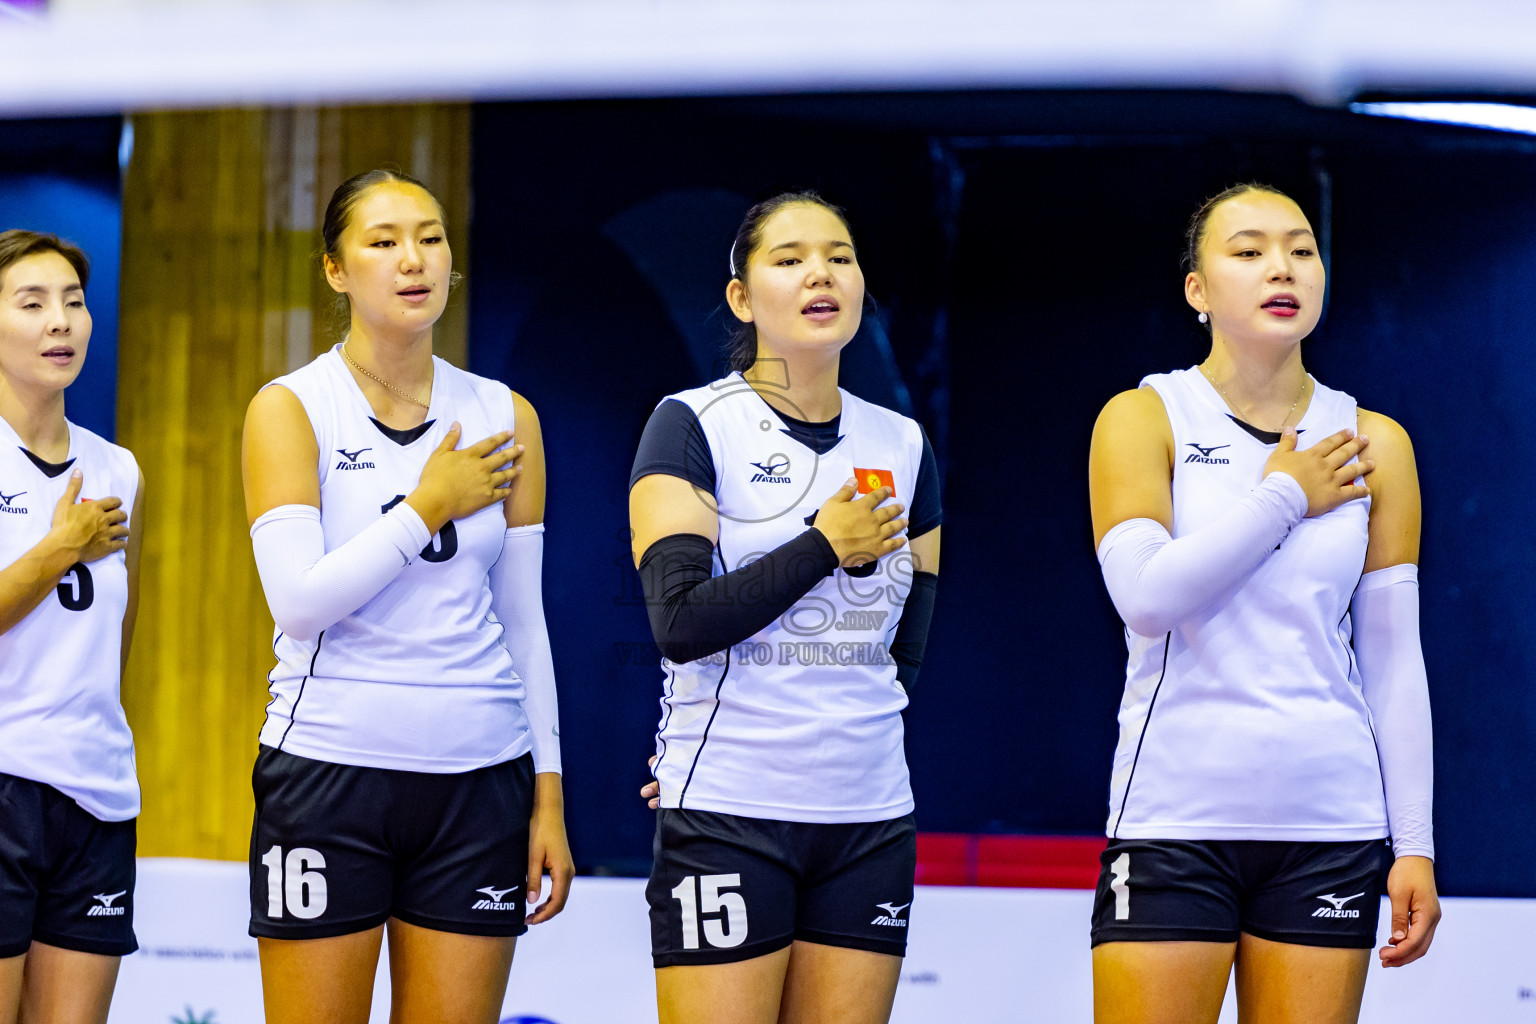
[1352,563,1434,859]
[1097,472,1307,637]
[490,524,562,775]
[250,503,432,643]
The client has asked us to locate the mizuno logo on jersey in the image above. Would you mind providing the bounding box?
[87,891,127,916]
[1312,892,1365,918]
[1184,443,1231,465]
[0,490,28,514]
[749,456,792,484]
[335,448,376,471]
[471,884,522,910]
[870,901,910,927]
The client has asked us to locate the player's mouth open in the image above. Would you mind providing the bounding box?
[398,286,432,302]
[42,346,75,362]
[802,299,840,322]
[1262,295,1300,317]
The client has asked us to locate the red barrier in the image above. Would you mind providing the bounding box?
[916,833,1106,889]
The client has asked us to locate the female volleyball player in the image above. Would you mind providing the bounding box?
[630,192,941,1024]
[0,230,142,1024]
[1087,183,1438,1023]
[242,170,571,1024]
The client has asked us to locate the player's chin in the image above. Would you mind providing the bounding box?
[36,364,85,391]
[391,297,449,324]
[1255,313,1319,343]
[791,322,860,351]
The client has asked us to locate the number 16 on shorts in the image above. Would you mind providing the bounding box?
[671,873,748,949]
[260,845,328,920]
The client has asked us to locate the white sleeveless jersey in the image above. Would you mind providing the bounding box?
[652,373,922,823]
[0,417,139,821]
[1107,367,1387,841]
[258,345,532,772]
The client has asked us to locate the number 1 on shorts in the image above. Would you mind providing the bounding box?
[1110,851,1130,921]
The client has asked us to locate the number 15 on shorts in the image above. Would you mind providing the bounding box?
[671,873,748,949]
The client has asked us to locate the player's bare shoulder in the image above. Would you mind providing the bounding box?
[1091,385,1174,469]
[1356,406,1419,498]
[242,384,320,523]
[1095,385,1171,441]
[509,389,542,441]
[1356,408,1414,466]
[1357,407,1421,569]
[1089,384,1177,544]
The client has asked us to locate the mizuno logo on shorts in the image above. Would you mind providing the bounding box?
[870,901,910,927]
[471,884,522,910]
[1312,892,1365,918]
[88,891,127,916]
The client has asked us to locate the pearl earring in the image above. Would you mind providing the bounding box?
[1198,311,1209,324]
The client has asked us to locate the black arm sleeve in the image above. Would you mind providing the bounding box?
[630,399,716,493]
[890,570,938,693]
[638,530,839,663]
[908,427,943,540]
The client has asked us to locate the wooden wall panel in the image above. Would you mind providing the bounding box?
[119,104,472,859]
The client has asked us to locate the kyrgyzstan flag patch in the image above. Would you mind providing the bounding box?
[854,467,895,496]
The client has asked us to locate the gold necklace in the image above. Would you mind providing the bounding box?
[341,342,430,409]
[1200,363,1307,432]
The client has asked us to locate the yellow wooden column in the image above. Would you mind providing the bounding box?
[118,104,471,859]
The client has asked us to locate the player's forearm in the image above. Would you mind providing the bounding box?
[1352,564,1434,859]
[638,529,838,663]
[532,771,565,818]
[889,570,938,692]
[489,524,562,773]
[1097,473,1306,637]
[250,502,431,641]
[0,531,81,636]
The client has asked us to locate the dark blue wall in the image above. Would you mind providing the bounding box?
[0,116,122,441]
[470,91,1536,896]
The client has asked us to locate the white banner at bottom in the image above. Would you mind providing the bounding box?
[112,859,1536,1024]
